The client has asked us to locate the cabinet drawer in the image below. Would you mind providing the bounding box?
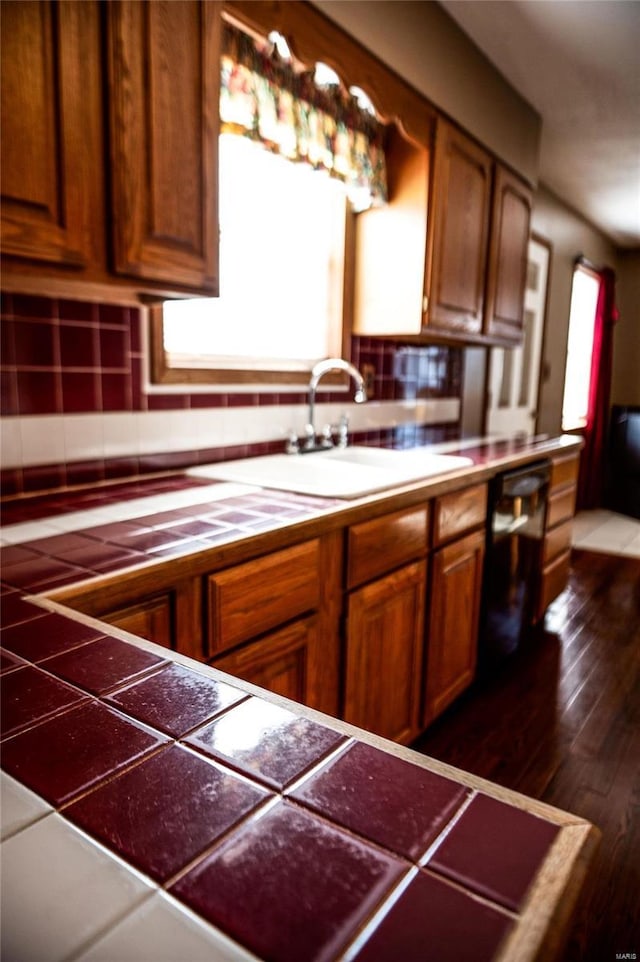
[207,539,320,656]
[543,519,573,565]
[347,506,429,589]
[433,484,488,546]
[537,549,571,620]
[547,486,577,529]
[550,454,580,492]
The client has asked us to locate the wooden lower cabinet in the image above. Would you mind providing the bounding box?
[423,529,485,724]
[102,594,173,649]
[343,561,426,745]
[65,577,203,661]
[211,616,326,710]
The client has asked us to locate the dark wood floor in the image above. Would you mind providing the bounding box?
[412,548,640,962]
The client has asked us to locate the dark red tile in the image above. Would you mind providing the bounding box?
[0,556,87,590]
[101,373,131,411]
[184,696,346,791]
[171,800,405,962]
[82,520,151,542]
[0,368,20,412]
[106,663,247,737]
[0,369,19,415]
[147,394,188,411]
[0,647,28,675]
[13,320,56,367]
[66,459,106,487]
[24,532,99,555]
[0,592,48,628]
[21,463,66,494]
[109,529,185,552]
[353,869,512,962]
[62,542,142,571]
[41,635,168,695]
[89,549,146,573]
[290,742,468,861]
[59,323,97,368]
[99,328,129,369]
[139,510,187,528]
[1,665,88,738]
[427,793,560,911]
[16,370,60,414]
[147,538,206,559]
[58,299,98,323]
[98,303,130,327]
[66,744,271,882]
[0,612,104,662]
[130,311,142,352]
[0,700,169,806]
[1,316,16,365]
[61,371,99,413]
[11,294,56,319]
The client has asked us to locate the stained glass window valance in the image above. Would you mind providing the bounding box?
[220,21,388,211]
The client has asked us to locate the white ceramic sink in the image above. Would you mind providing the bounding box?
[188,446,474,499]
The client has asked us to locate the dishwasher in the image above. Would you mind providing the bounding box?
[479,460,551,666]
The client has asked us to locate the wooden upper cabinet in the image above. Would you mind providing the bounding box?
[107,0,220,293]
[427,119,493,337]
[0,0,104,270]
[484,165,532,343]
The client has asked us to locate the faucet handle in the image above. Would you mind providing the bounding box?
[336,414,349,448]
[285,431,300,455]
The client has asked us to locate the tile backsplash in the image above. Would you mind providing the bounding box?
[1,292,462,496]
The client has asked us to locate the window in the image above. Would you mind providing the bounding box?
[160,133,347,386]
[562,264,600,430]
[151,19,388,390]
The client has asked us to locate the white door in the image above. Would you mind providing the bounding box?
[486,235,550,437]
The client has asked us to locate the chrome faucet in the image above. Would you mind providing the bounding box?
[302,358,367,451]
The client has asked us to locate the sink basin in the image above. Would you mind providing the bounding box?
[188,447,474,499]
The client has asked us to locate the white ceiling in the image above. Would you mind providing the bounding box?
[438,0,640,249]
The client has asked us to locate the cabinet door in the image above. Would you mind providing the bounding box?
[484,166,532,342]
[1,0,103,269]
[103,595,173,649]
[212,616,325,710]
[344,561,426,745]
[66,577,203,661]
[108,0,220,293]
[427,119,492,336]
[424,530,484,724]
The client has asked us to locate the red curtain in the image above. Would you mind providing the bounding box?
[577,267,619,509]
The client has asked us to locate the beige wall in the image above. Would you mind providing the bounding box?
[312,0,541,183]
[612,250,640,407]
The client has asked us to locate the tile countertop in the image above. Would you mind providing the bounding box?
[0,433,595,962]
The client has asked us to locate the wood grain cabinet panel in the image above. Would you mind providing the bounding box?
[69,575,203,661]
[212,616,323,709]
[433,483,488,546]
[207,540,321,657]
[483,165,532,343]
[424,529,484,724]
[428,118,493,336]
[547,487,577,530]
[103,595,173,649]
[550,454,580,492]
[107,0,220,292]
[344,561,426,745]
[1,0,104,269]
[347,506,429,589]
